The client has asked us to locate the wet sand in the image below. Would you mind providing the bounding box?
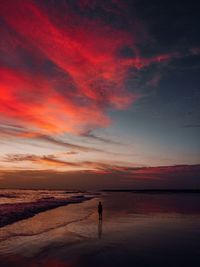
[0,192,200,267]
[0,195,92,227]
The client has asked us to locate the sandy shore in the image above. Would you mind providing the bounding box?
[0,193,200,267]
[0,195,92,228]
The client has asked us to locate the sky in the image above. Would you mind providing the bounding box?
[0,0,200,189]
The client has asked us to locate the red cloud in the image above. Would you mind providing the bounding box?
[0,66,111,134]
[0,0,136,134]
[0,0,180,136]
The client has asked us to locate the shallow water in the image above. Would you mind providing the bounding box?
[0,192,200,267]
[0,189,85,204]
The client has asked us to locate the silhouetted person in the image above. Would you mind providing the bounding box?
[98,201,103,220]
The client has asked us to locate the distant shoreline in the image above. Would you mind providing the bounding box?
[102,189,200,194]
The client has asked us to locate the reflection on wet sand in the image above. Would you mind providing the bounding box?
[98,219,102,239]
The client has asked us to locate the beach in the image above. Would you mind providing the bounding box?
[0,191,93,228]
[0,191,200,266]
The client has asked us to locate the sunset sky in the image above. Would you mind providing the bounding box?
[0,0,200,189]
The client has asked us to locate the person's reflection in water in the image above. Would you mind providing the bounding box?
[98,218,102,239]
[98,201,103,220]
